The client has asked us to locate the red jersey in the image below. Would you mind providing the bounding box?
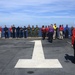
[9,27,12,32]
[0,27,2,32]
[72,28,75,45]
[59,26,64,31]
[41,27,46,33]
[45,27,49,32]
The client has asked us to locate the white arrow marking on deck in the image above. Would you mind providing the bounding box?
[15,40,62,68]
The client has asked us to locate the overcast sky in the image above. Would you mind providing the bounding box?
[0,0,75,27]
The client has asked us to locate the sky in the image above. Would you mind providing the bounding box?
[0,0,75,27]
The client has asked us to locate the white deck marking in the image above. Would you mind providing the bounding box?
[32,40,44,60]
[15,40,62,68]
[67,41,71,45]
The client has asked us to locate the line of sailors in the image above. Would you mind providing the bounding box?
[0,25,39,38]
[0,24,73,39]
[41,24,74,43]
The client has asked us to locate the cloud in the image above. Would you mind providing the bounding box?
[0,0,75,15]
[0,0,75,26]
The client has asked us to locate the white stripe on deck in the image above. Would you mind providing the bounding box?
[15,40,62,68]
[67,41,71,45]
[32,40,44,60]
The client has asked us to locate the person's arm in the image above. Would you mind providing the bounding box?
[72,29,74,47]
[72,36,74,47]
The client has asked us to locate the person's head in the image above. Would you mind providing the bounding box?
[32,25,34,28]
[49,24,53,28]
[36,25,38,27]
[24,26,26,28]
[28,25,30,27]
[42,25,44,28]
[5,25,6,27]
[71,26,74,28]
[54,23,56,26]
[59,25,61,27]
[18,26,19,28]
[45,26,47,28]
[51,24,53,27]
[13,24,15,27]
[66,24,68,27]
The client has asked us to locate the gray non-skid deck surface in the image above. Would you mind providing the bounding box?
[0,38,75,75]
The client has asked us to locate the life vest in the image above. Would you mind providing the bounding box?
[53,25,57,30]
